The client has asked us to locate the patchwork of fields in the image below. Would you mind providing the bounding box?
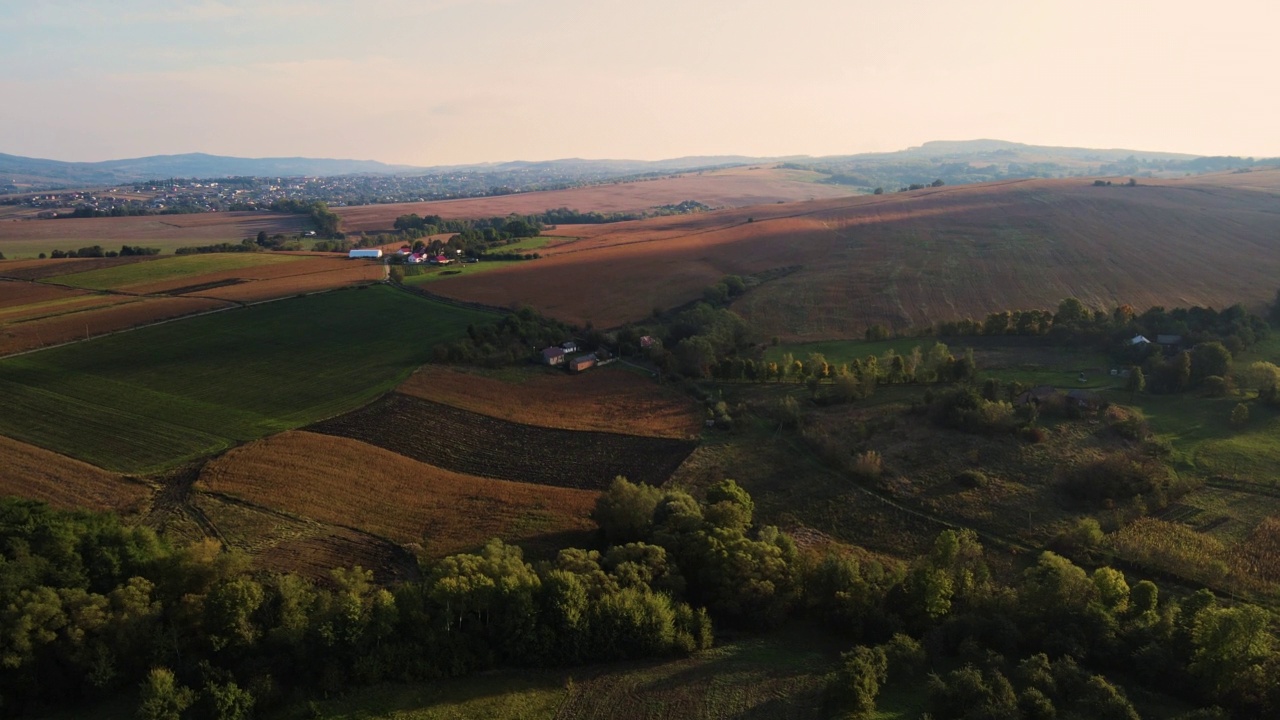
[309,393,698,490]
[0,285,493,473]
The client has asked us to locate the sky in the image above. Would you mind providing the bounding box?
[1,0,1277,165]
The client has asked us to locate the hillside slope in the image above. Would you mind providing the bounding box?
[428,170,1280,338]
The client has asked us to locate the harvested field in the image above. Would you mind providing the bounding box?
[398,365,701,439]
[121,253,367,295]
[0,293,138,324]
[0,211,306,258]
[309,393,698,490]
[0,435,150,515]
[199,431,600,558]
[51,252,304,291]
[186,262,384,302]
[335,165,855,232]
[0,295,231,356]
[0,279,90,308]
[0,255,161,281]
[425,172,1280,339]
[0,286,492,473]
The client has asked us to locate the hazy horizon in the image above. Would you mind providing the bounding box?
[3,0,1277,165]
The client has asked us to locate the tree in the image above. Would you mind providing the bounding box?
[137,667,195,720]
[1126,366,1145,401]
[1191,342,1232,386]
[592,477,662,544]
[828,645,888,718]
[1231,403,1250,428]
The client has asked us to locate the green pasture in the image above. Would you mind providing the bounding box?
[0,285,494,473]
[765,337,940,367]
[49,253,302,291]
[496,236,551,252]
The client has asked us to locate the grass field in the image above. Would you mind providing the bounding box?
[308,627,845,720]
[399,364,702,438]
[400,259,526,284]
[199,431,600,558]
[0,285,494,473]
[50,253,304,291]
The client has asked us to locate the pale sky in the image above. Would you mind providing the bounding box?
[2,0,1277,165]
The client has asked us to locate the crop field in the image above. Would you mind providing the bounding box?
[199,430,600,558]
[0,211,306,258]
[398,364,702,438]
[0,435,151,515]
[309,393,699,490]
[0,295,231,356]
[334,165,855,232]
[0,279,91,308]
[49,252,305,291]
[0,285,494,473]
[400,259,525,284]
[0,255,161,281]
[424,172,1280,338]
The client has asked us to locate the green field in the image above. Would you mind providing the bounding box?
[309,629,846,720]
[50,253,303,290]
[400,259,525,285]
[0,285,494,473]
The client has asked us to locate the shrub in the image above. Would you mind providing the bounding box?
[1201,375,1228,398]
[954,469,990,489]
[1063,453,1171,505]
[852,450,883,481]
[1230,403,1249,429]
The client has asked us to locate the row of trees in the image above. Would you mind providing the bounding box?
[40,244,161,259]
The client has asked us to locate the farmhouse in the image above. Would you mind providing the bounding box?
[541,347,566,365]
[570,353,597,372]
[348,248,383,259]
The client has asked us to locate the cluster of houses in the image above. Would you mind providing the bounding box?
[397,246,455,265]
[541,340,613,373]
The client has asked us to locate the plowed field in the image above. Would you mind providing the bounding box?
[425,172,1280,339]
[0,435,150,514]
[309,393,697,490]
[398,365,701,439]
[0,280,90,308]
[198,431,599,557]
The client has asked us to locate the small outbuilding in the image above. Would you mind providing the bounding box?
[562,340,579,353]
[570,354,597,372]
[1130,334,1151,345]
[541,347,566,366]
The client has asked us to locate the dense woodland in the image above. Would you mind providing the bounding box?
[4,477,1278,719]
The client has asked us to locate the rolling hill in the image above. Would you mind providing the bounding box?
[425,169,1280,339]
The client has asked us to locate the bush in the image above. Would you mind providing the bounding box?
[852,450,883,481]
[1201,375,1228,398]
[954,469,990,489]
[1230,403,1249,429]
[1064,453,1171,505]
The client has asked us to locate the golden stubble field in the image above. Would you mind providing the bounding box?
[198,431,600,558]
[425,171,1280,339]
[0,435,151,515]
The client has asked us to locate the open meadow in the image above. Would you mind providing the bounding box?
[425,171,1280,337]
[0,285,494,473]
[198,430,601,558]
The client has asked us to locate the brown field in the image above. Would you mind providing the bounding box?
[334,165,856,232]
[0,295,231,355]
[309,393,698,490]
[0,435,150,514]
[0,211,306,258]
[0,293,137,324]
[0,255,161,281]
[180,259,384,302]
[197,431,600,558]
[398,364,702,438]
[0,279,91,308]
[423,171,1280,339]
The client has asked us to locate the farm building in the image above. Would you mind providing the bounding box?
[1156,334,1183,346]
[348,249,383,259]
[562,340,579,353]
[570,354,597,372]
[541,347,566,365]
[1130,334,1151,345]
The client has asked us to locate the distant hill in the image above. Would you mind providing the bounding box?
[426,169,1280,338]
[0,152,426,187]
